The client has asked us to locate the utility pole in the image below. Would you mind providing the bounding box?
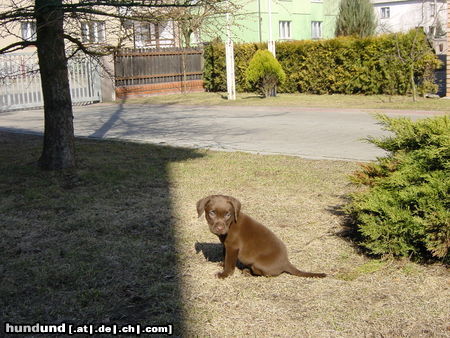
[267,0,275,56]
[267,0,276,96]
[225,11,236,100]
[258,0,262,43]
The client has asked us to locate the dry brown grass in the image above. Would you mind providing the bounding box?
[1,131,448,337]
[123,92,450,113]
[170,151,449,337]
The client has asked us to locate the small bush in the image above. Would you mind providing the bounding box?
[345,114,450,263]
[245,50,286,97]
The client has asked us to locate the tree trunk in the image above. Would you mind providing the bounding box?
[35,0,75,170]
[409,67,417,102]
[180,22,192,48]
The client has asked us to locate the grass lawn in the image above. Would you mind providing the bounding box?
[122,92,450,113]
[1,131,448,336]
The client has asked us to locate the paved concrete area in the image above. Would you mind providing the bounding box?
[0,103,445,161]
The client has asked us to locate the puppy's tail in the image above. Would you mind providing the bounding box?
[285,263,326,278]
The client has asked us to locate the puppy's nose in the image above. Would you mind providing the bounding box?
[215,222,227,231]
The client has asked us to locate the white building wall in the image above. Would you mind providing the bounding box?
[372,0,448,53]
[372,0,445,33]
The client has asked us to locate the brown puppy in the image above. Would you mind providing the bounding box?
[196,195,326,279]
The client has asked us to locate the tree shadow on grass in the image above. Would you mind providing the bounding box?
[0,131,203,336]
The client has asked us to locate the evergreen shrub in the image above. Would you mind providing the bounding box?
[245,49,286,97]
[345,114,450,263]
[335,0,377,38]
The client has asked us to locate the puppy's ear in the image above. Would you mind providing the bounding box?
[226,196,241,221]
[196,196,211,217]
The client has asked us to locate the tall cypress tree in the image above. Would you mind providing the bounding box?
[335,0,377,38]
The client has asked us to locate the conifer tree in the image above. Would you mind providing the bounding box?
[335,0,377,38]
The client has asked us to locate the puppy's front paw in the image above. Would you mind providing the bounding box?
[241,268,252,276]
[216,271,228,279]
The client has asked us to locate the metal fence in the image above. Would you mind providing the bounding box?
[0,53,101,112]
[114,47,203,88]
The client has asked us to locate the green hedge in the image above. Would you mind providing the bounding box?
[345,115,450,263]
[203,30,440,95]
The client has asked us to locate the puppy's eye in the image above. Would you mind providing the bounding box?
[208,210,216,217]
[225,212,232,218]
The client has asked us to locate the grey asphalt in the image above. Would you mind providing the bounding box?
[0,103,446,161]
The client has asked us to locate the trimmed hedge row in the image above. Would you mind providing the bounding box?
[203,30,440,96]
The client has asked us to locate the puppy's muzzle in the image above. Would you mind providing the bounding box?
[212,222,227,235]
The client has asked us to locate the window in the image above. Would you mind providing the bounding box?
[134,21,176,48]
[134,23,152,48]
[279,21,291,40]
[311,21,322,39]
[191,29,202,46]
[81,21,105,43]
[380,7,390,19]
[430,3,436,17]
[158,21,175,44]
[429,26,436,37]
[21,21,36,41]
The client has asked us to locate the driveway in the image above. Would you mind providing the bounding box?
[0,103,444,161]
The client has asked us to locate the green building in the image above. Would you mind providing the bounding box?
[207,0,340,43]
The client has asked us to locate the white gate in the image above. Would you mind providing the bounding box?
[0,53,101,112]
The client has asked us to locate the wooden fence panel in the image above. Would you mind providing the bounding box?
[114,47,204,97]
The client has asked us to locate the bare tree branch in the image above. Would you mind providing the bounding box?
[0,7,34,21]
[64,33,115,58]
[0,40,36,54]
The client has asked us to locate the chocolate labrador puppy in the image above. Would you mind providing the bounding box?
[196,195,326,279]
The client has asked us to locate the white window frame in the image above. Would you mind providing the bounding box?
[134,22,152,48]
[81,21,105,44]
[311,21,322,39]
[133,21,176,48]
[430,3,436,17]
[21,21,36,41]
[380,7,390,19]
[279,21,292,40]
[157,21,175,44]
